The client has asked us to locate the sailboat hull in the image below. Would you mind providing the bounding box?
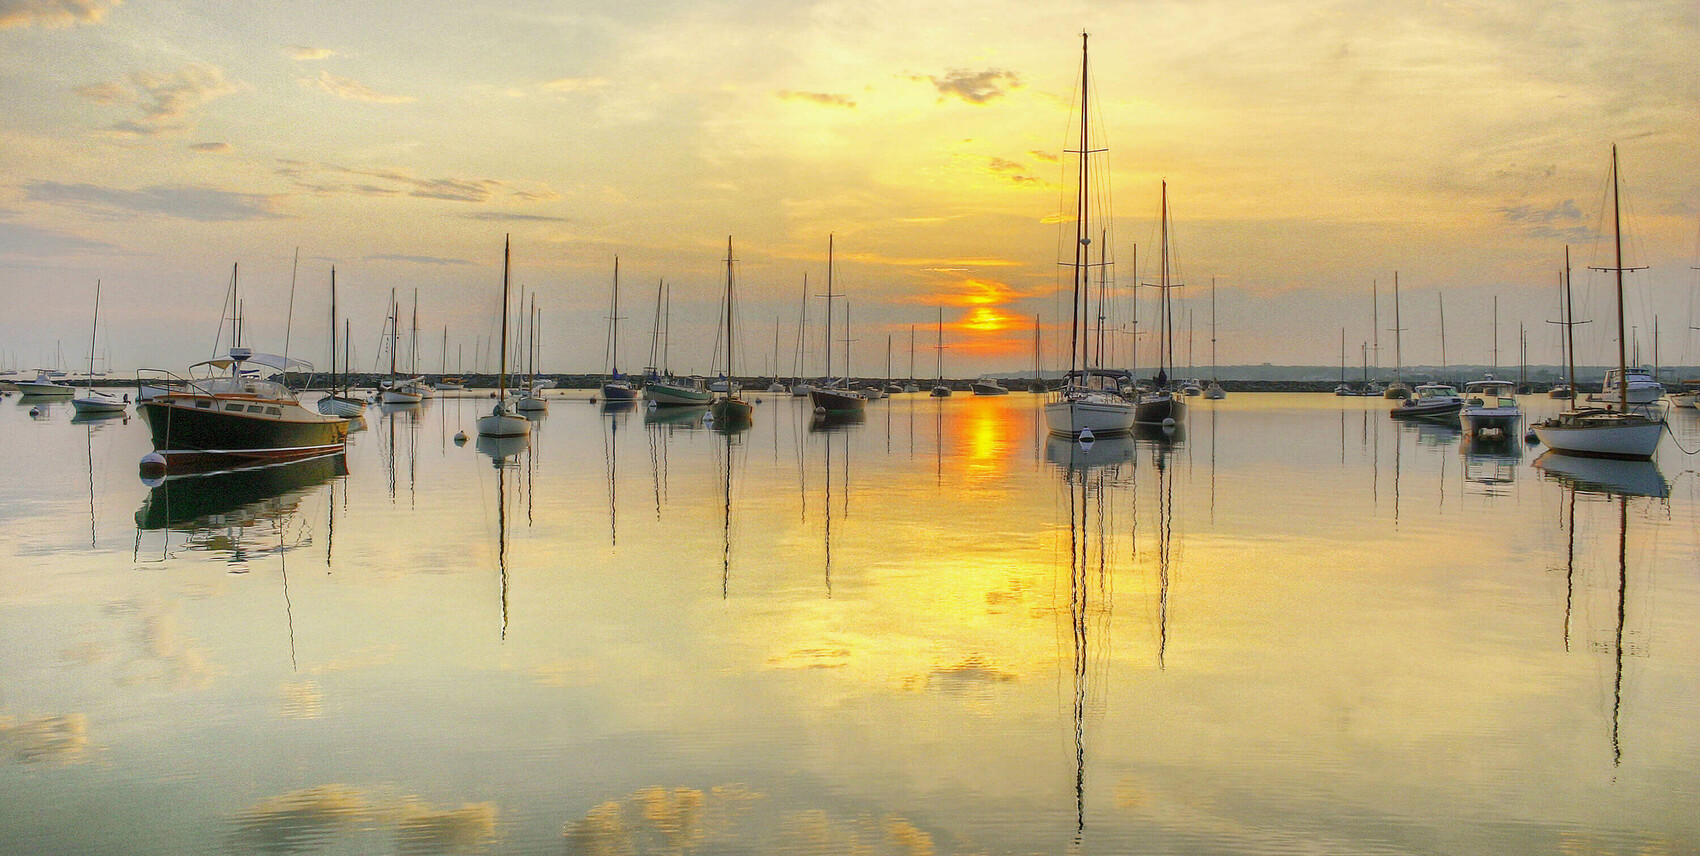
[1135,392,1186,425]
[1045,393,1135,437]
[71,391,127,413]
[316,395,365,418]
[810,387,866,412]
[600,381,639,401]
[1533,413,1662,460]
[476,410,532,438]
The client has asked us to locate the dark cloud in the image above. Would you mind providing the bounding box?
[776,90,856,108]
[367,254,473,266]
[924,69,1021,104]
[25,181,287,221]
[1499,199,1594,241]
[0,0,120,28]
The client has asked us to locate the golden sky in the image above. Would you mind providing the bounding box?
[2,0,1697,376]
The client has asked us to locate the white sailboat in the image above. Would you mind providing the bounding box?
[1534,146,1663,460]
[316,268,365,418]
[476,236,531,439]
[1044,33,1135,437]
[600,256,639,402]
[70,280,127,414]
[517,296,548,412]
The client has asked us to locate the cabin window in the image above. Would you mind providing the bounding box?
[246,405,265,413]
[265,407,282,416]
[196,400,212,409]
[225,403,244,412]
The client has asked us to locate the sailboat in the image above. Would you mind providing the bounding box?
[1132,178,1185,427]
[1028,315,1046,392]
[809,234,867,412]
[434,327,465,391]
[789,273,812,397]
[316,268,365,418]
[903,325,920,393]
[378,289,424,404]
[600,256,639,402]
[70,281,127,414]
[849,303,883,399]
[769,319,788,392]
[882,335,903,394]
[1203,277,1226,399]
[1044,33,1136,437]
[708,236,753,429]
[517,296,548,412]
[1383,272,1411,399]
[642,278,712,407]
[929,307,953,397]
[1533,145,1663,460]
[476,236,531,439]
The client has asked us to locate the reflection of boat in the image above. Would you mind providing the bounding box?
[1390,382,1464,420]
[1534,148,1664,460]
[1460,432,1521,487]
[1044,433,1134,472]
[1533,450,1667,499]
[809,407,866,432]
[643,404,707,427]
[135,452,346,531]
[475,434,528,465]
[70,409,128,425]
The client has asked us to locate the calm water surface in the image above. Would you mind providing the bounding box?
[3,390,1699,855]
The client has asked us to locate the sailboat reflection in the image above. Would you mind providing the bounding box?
[810,407,866,432]
[479,434,524,639]
[133,453,346,566]
[717,428,743,597]
[1044,434,1134,473]
[1541,451,1666,767]
[602,403,629,545]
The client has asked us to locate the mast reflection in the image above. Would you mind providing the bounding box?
[477,433,526,640]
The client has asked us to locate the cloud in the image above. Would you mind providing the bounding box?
[0,0,119,28]
[0,220,114,257]
[301,70,415,104]
[1028,150,1059,164]
[922,69,1021,104]
[278,161,539,204]
[1498,199,1593,241]
[25,181,288,221]
[459,212,568,222]
[77,63,240,135]
[366,253,472,266]
[188,141,231,153]
[540,76,607,93]
[986,156,1040,184]
[285,45,335,61]
[776,90,856,108]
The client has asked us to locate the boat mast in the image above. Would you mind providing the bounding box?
[498,235,511,401]
[1492,295,1499,373]
[1564,248,1579,407]
[1209,276,1217,380]
[87,279,100,384]
[328,268,337,392]
[725,236,736,387]
[1067,31,1091,379]
[1391,272,1403,383]
[936,306,945,383]
[1592,144,1649,411]
[822,235,835,385]
[1438,293,1447,380]
[389,287,398,378]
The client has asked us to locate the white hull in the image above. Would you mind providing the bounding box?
[71,392,127,413]
[1044,395,1136,437]
[1203,382,1226,400]
[1667,391,1698,408]
[517,396,548,411]
[380,388,423,404]
[15,380,74,396]
[1532,413,1662,460]
[476,410,531,438]
[1459,406,1520,435]
[316,395,365,418]
[790,383,811,397]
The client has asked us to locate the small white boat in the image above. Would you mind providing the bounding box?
[1458,377,1520,435]
[477,236,532,441]
[1391,382,1463,420]
[1203,380,1226,400]
[1666,380,1700,408]
[70,280,128,414]
[15,370,75,396]
[1590,366,1664,407]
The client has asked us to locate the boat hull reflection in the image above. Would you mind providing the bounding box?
[135,452,347,531]
[1533,450,1667,499]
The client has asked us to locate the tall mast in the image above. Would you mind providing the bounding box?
[936,306,945,383]
[1611,145,1630,410]
[823,235,835,383]
[611,256,621,376]
[1067,30,1091,377]
[1438,293,1447,378]
[1209,276,1217,379]
[725,236,736,383]
[1492,295,1499,372]
[389,287,398,376]
[1391,272,1403,383]
[1370,278,1379,377]
[498,235,511,400]
[328,268,337,390]
[411,288,419,375]
[1564,247,1578,407]
[1162,181,1173,376]
[88,279,100,382]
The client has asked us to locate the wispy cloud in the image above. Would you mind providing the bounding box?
[776,90,856,108]
[367,253,472,266]
[919,69,1021,104]
[540,76,607,94]
[0,0,120,29]
[300,70,415,104]
[187,141,230,153]
[75,63,240,135]
[277,161,550,204]
[25,181,287,221]
[459,212,568,222]
[284,45,335,61]
[986,156,1040,184]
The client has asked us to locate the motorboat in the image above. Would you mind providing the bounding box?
[1458,377,1520,435]
[1390,382,1464,420]
[14,369,74,396]
[1590,366,1663,407]
[137,348,349,471]
[971,378,1009,395]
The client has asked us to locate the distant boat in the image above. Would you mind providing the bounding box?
[1384,271,1411,399]
[1535,147,1663,460]
[70,280,127,415]
[1459,376,1520,436]
[433,328,465,390]
[316,269,365,418]
[644,277,713,406]
[930,306,953,398]
[1203,279,1226,399]
[808,235,867,413]
[1667,379,1700,408]
[971,378,1008,396]
[1589,366,1664,407]
[708,236,753,429]
[377,288,424,404]
[477,237,531,439]
[1027,315,1046,392]
[14,368,74,397]
[600,256,639,402]
[1133,178,1184,427]
[517,297,548,413]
